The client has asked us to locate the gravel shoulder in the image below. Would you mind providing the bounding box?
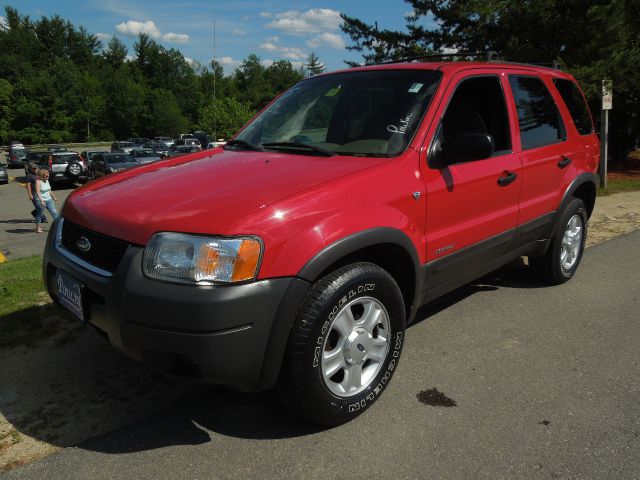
[1,190,640,473]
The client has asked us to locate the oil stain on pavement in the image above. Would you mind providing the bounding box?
[416,388,457,407]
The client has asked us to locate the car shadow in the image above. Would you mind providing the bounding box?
[1,259,547,460]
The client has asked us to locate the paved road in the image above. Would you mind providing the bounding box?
[3,230,639,479]
[0,167,75,259]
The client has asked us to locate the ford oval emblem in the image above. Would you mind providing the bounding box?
[76,237,91,252]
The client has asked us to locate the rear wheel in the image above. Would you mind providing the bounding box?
[277,262,405,426]
[67,162,82,178]
[530,198,587,285]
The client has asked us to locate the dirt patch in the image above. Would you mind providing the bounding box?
[586,190,640,247]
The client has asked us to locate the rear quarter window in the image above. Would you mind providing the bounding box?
[553,78,594,135]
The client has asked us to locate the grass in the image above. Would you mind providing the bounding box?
[0,256,72,348]
[598,177,640,196]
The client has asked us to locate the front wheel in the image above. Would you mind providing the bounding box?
[277,262,406,426]
[529,198,587,285]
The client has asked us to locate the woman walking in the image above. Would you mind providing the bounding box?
[35,168,59,233]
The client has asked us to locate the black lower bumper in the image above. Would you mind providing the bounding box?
[43,218,310,391]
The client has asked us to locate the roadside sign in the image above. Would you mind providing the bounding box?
[602,79,613,110]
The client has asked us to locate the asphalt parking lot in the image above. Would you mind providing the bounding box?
[0,167,75,259]
[2,230,639,479]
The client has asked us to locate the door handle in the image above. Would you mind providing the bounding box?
[497,171,517,187]
[558,156,572,168]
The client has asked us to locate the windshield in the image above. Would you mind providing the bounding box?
[106,155,136,164]
[233,69,442,157]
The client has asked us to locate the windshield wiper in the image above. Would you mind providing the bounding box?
[224,139,263,151]
[262,142,336,157]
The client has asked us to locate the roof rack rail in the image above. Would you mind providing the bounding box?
[376,51,500,65]
[373,52,564,70]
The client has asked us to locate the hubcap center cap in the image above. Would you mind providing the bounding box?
[344,328,370,365]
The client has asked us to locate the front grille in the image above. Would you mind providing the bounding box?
[61,219,130,273]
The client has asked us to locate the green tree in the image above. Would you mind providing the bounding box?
[103,37,128,67]
[304,52,325,76]
[341,0,640,160]
[199,97,255,140]
[0,79,13,143]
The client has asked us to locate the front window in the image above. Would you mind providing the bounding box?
[233,69,442,157]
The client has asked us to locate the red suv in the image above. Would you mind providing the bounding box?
[44,61,598,426]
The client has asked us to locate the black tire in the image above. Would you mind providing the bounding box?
[529,198,588,285]
[277,262,406,426]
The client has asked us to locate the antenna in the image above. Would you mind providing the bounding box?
[213,18,217,143]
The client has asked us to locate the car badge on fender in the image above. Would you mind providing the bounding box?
[76,237,91,252]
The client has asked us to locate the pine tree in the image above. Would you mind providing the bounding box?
[304,53,325,76]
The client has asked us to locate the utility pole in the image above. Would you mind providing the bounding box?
[599,79,613,190]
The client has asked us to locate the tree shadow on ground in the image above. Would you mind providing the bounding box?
[0,306,323,463]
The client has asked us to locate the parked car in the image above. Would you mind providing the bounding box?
[7,146,28,168]
[128,137,152,146]
[192,131,211,148]
[80,150,108,169]
[7,140,24,150]
[172,138,201,148]
[47,145,68,152]
[168,145,201,157]
[44,60,598,426]
[26,151,85,185]
[0,164,8,184]
[142,142,170,158]
[111,141,135,154]
[154,136,174,148]
[130,148,162,164]
[90,153,140,178]
[207,140,227,149]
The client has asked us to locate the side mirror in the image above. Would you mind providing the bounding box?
[443,133,495,164]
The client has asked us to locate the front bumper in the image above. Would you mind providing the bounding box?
[43,218,310,391]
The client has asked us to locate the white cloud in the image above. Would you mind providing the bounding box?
[259,42,278,52]
[0,16,7,30]
[259,12,273,18]
[125,55,135,62]
[95,32,112,42]
[115,20,161,38]
[232,28,247,36]
[184,56,195,65]
[218,56,242,68]
[290,61,304,70]
[266,9,341,35]
[261,59,274,68]
[162,32,190,44]
[266,36,279,42]
[306,32,345,50]
[242,16,249,21]
[258,41,306,60]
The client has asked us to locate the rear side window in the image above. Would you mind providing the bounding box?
[509,75,566,150]
[553,78,594,135]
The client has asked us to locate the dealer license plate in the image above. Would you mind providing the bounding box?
[56,270,85,321]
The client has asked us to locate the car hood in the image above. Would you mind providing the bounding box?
[64,149,386,245]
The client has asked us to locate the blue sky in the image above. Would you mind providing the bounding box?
[0,0,426,74]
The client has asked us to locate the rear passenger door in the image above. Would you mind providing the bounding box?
[505,72,577,226]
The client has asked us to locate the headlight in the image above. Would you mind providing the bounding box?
[142,232,262,284]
